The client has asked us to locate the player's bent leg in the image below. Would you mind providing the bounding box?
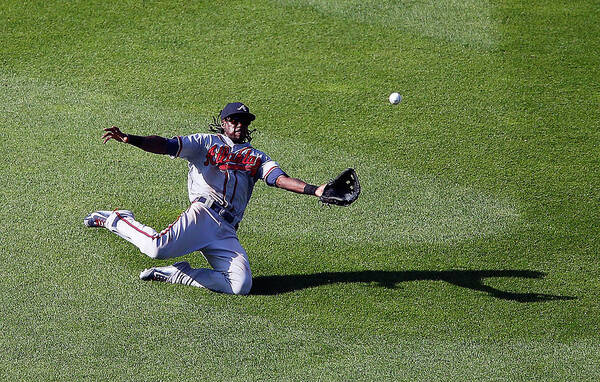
[157,251,252,295]
[108,204,252,295]
[202,238,253,295]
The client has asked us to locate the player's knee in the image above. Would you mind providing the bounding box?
[231,280,252,295]
[227,256,252,295]
[230,273,252,295]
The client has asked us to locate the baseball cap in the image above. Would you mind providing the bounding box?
[220,102,256,122]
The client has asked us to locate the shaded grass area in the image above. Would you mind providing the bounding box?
[251,269,576,302]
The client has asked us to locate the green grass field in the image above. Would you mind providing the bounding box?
[1,0,599,380]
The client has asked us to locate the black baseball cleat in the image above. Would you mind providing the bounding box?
[139,268,170,282]
[139,262,189,283]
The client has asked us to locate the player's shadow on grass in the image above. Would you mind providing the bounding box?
[251,270,575,302]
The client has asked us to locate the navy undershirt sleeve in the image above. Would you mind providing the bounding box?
[265,167,286,186]
[166,137,179,156]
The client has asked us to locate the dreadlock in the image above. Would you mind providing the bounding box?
[208,115,224,134]
[208,115,257,143]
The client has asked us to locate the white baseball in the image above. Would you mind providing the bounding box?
[389,92,402,104]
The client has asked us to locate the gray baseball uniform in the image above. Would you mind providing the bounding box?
[103,132,284,295]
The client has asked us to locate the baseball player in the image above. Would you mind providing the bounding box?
[84,102,326,295]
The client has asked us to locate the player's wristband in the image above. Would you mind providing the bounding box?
[126,134,143,146]
[303,184,318,195]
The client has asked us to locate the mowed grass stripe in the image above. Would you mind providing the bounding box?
[277,0,499,49]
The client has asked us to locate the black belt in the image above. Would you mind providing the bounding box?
[195,197,236,225]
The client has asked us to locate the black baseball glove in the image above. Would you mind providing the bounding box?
[319,168,360,206]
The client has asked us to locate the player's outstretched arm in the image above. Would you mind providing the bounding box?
[102,126,170,155]
[275,175,325,197]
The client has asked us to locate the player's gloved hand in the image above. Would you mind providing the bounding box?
[102,126,129,144]
[319,168,360,206]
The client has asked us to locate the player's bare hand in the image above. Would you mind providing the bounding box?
[102,126,129,144]
[315,184,326,197]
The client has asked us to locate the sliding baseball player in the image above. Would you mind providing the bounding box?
[84,102,330,295]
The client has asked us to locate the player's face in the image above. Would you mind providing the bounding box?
[222,116,251,143]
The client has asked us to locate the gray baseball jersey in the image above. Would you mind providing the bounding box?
[172,133,283,223]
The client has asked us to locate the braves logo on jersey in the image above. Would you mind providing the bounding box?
[204,144,261,176]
